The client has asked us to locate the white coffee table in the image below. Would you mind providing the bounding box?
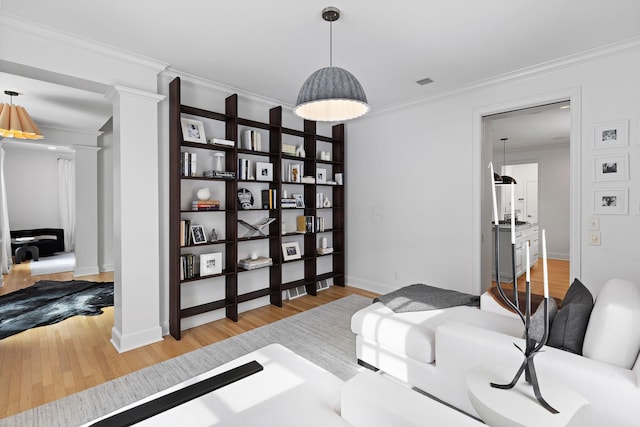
[467,365,588,427]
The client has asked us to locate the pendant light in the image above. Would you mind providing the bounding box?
[0,90,44,140]
[495,138,517,185]
[294,7,369,122]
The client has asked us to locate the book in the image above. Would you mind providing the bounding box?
[317,247,334,255]
[238,256,273,270]
[209,138,235,147]
[203,170,235,179]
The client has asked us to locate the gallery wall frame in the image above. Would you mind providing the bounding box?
[593,119,629,149]
[592,188,628,215]
[593,153,629,181]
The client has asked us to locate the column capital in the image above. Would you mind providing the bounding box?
[106,85,165,104]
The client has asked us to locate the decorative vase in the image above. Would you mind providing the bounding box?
[197,187,211,200]
[210,228,218,242]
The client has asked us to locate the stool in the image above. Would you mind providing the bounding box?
[15,245,39,264]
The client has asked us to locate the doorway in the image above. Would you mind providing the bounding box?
[475,90,581,296]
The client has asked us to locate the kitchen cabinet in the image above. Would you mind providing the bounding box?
[492,223,539,283]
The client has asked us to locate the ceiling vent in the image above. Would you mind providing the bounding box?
[416,77,434,86]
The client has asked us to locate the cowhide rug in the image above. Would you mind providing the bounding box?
[0,280,114,340]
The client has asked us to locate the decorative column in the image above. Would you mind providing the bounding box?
[73,145,101,276]
[107,85,164,352]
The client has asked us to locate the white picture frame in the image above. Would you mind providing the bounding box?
[593,120,628,149]
[282,242,302,261]
[190,225,208,244]
[316,168,327,184]
[256,162,273,181]
[593,153,629,181]
[293,193,305,208]
[200,252,222,276]
[593,188,628,214]
[181,118,207,144]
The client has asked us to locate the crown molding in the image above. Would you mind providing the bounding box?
[160,68,294,111]
[369,36,640,118]
[0,13,169,75]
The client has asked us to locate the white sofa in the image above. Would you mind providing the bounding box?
[351,278,640,427]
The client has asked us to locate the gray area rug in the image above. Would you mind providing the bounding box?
[1,294,371,427]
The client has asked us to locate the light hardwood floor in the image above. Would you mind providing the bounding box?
[0,261,378,419]
[491,258,571,301]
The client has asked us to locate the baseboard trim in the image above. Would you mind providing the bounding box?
[111,325,162,353]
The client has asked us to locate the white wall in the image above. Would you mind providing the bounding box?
[4,148,63,230]
[347,46,640,297]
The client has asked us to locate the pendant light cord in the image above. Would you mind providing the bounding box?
[329,21,333,67]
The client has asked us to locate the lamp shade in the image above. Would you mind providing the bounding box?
[0,103,43,140]
[294,66,369,122]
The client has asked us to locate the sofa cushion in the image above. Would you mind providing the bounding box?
[582,279,640,369]
[351,302,523,364]
[547,278,593,354]
[528,296,557,343]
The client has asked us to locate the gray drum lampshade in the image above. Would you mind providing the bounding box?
[294,66,369,122]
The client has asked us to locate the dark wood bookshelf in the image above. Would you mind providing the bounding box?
[169,76,346,339]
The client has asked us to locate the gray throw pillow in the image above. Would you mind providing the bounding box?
[547,279,594,354]
[527,296,557,343]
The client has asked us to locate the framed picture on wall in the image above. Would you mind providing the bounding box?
[593,188,628,214]
[593,120,628,149]
[593,153,629,181]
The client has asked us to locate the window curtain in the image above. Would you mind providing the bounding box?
[0,145,11,276]
[58,158,76,252]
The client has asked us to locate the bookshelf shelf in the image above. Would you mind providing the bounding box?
[169,76,345,339]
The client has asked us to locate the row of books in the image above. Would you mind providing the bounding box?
[238,256,273,270]
[192,199,220,211]
[296,215,325,233]
[261,189,277,209]
[242,130,262,151]
[203,170,235,179]
[238,158,252,180]
[179,220,193,246]
[180,253,198,280]
[181,152,197,177]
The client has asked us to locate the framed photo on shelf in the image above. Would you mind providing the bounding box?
[593,120,628,149]
[316,168,327,184]
[237,188,254,209]
[200,252,222,276]
[190,225,208,244]
[181,118,207,144]
[282,242,302,261]
[256,162,273,181]
[593,188,628,214]
[291,164,302,183]
[593,153,629,181]
[293,193,305,208]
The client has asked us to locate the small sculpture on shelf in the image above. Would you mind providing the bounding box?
[196,187,211,200]
[295,144,306,157]
[210,228,218,242]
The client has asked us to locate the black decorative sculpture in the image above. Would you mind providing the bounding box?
[489,162,558,414]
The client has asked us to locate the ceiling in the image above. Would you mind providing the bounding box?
[1,0,640,139]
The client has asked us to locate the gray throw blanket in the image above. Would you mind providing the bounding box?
[374,283,480,313]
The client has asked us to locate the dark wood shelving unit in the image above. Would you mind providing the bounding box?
[169,77,346,339]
